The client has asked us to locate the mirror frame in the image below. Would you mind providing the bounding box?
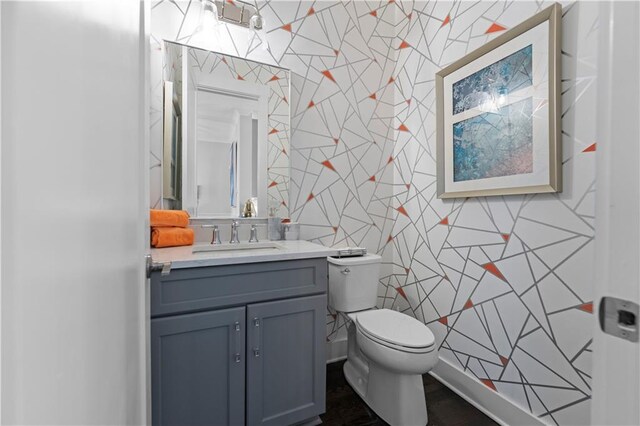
[161,40,291,219]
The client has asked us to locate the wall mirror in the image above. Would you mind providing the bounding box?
[162,41,290,218]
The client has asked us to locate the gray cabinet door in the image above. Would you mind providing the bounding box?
[151,307,246,426]
[246,294,326,426]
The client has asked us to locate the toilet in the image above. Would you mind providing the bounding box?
[328,254,438,426]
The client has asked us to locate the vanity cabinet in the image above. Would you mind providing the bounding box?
[150,258,327,426]
[151,307,246,426]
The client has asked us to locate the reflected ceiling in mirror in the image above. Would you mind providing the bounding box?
[162,41,290,218]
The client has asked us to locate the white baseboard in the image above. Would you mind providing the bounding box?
[430,357,546,426]
[326,337,347,364]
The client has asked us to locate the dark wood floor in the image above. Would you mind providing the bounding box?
[320,360,498,426]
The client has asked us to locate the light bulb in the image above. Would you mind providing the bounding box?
[250,14,269,52]
[196,0,220,39]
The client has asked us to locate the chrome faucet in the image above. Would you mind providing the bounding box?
[230,220,240,244]
[249,224,259,243]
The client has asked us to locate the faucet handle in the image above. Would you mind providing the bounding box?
[201,224,222,245]
[229,220,240,244]
[249,224,259,243]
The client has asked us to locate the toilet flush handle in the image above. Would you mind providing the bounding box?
[341,268,350,275]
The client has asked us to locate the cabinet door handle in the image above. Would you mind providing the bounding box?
[253,318,260,327]
[234,353,241,363]
[234,321,241,332]
[253,348,260,358]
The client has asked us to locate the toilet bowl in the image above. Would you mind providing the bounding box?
[327,254,439,426]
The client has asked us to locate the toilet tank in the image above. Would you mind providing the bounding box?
[327,254,381,312]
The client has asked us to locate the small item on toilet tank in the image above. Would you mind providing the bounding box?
[283,222,300,240]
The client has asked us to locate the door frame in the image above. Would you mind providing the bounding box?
[591,1,640,424]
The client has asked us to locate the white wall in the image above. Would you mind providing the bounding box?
[1,1,147,424]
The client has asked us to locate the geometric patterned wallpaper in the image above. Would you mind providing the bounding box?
[150,2,597,424]
[387,3,597,425]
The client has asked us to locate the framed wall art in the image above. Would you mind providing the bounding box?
[436,4,562,198]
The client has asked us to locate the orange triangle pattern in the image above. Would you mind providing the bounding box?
[321,70,336,83]
[577,302,593,313]
[396,286,407,299]
[396,205,409,217]
[486,23,506,34]
[439,217,449,226]
[583,143,596,152]
[399,40,410,49]
[483,263,507,282]
[282,23,292,32]
[441,14,451,27]
[321,160,336,171]
[481,379,497,391]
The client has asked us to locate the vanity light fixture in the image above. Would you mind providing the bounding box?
[197,0,269,51]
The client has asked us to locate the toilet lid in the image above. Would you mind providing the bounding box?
[355,309,435,349]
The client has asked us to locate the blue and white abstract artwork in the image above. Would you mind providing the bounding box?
[453,98,533,182]
[451,45,534,182]
[452,45,533,114]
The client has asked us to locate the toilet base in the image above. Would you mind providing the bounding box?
[344,359,429,426]
[343,321,429,426]
[367,363,428,426]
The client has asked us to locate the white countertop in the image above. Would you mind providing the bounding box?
[151,240,340,269]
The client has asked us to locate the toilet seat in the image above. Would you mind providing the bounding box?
[355,309,435,353]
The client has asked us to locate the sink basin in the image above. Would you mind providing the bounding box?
[192,242,284,254]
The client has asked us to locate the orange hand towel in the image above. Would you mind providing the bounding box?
[150,209,190,228]
[151,227,194,248]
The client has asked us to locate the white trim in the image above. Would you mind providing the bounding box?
[591,2,640,424]
[142,1,152,424]
[430,358,546,426]
[326,337,347,364]
[0,1,3,421]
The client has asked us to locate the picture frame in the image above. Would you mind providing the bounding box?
[436,3,562,199]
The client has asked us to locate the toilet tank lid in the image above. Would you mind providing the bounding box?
[328,253,382,266]
[356,309,435,348]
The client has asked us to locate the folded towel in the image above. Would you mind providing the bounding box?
[150,209,190,228]
[151,227,194,248]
